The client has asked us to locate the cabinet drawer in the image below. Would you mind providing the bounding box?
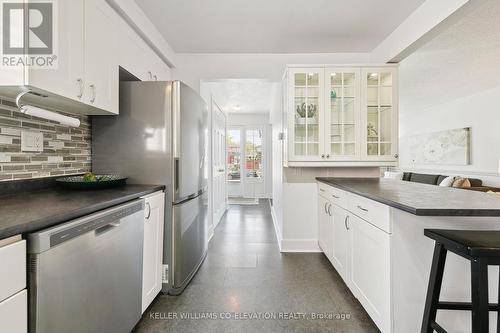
[0,289,27,333]
[318,182,348,207]
[0,239,26,302]
[349,194,391,234]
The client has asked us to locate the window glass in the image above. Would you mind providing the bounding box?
[245,129,263,178]
[227,129,241,181]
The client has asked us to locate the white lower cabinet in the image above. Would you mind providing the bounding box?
[318,195,334,260]
[0,290,27,333]
[330,204,350,283]
[350,214,391,333]
[318,183,392,332]
[0,237,27,333]
[141,191,165,313]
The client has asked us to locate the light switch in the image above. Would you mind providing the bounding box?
[21,131,44,152]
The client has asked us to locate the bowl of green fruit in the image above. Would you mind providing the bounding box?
[56,173,127,190]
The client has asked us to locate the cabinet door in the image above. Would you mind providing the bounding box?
[84,0,119,114]
[350,214,391,332]
[142,192,165,313]
[26,0,84,102]
[324,68,361,161]
[0,290,27,333]
[361,67,398,161]
[330,204,350,282]
[288,68,324,161]
[318,196,333,259]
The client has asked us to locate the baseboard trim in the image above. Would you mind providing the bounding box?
[269,201,282,252]
[280,239,321,253]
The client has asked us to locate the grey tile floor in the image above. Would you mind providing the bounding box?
[133,200,379,333]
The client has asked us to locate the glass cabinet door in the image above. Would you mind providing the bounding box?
[362,68,398,160]
[289,68,324,160]
[325,68,360,160]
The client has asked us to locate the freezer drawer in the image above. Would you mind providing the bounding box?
[170,191,208,294]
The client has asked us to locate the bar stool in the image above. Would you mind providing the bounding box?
[421,229,500,333]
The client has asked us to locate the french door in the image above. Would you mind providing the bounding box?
[226,126,266,199]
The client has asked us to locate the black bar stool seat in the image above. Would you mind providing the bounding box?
[422,229,500,333]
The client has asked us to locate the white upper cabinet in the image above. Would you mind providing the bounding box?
[361,67,399,161]
[0,0,171,115]
[26,0,85,103]
[325,67,361,161]
[84,0,119,114]
[284,65,398,167]
[287,67,324,162]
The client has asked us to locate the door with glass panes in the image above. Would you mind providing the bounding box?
[325,68,361,160]
[288,68,324,161]
[361,68,398,161]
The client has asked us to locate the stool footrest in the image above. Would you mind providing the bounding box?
[438,301,499,311]
[430,321,447,333]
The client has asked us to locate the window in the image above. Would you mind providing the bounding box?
[245,129,263,178]
[227,129,241,181]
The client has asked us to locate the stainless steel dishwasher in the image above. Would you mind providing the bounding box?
[27,199,145,333]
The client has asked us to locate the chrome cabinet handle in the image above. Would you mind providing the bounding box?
[76,78,83,99]
[145,202,151,220]
[357,205,368,212]
[344,215,350,230]
[327,204,332,216]
[319,188,326,192]
[326,154,330,158]
[148,71,152,80]
[394,153,399,159]
[89,84,96,103]
[153,75,158,81]
[324,202,328,214]
[321,154,325,158]
[332,194,340,199]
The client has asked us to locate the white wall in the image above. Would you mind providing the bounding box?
[399,0,500,186]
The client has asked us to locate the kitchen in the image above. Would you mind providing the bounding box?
[2,0,500,333]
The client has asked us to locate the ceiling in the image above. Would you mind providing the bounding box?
[135,0,426,53]
[399,0,500,112]
[201,80,279,113]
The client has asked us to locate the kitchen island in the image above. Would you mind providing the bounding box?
[316,177,500,333]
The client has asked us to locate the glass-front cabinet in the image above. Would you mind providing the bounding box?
[284,65,398,166]
[361,67,398,161]
[325,68,361,160]
[287,68,324,161]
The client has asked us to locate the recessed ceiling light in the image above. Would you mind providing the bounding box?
[331,73,336,77]
[369,73,378,78]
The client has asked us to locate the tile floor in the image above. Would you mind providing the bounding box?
[134,200,379,333]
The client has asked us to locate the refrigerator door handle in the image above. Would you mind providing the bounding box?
[174,158,180,194]
[172,81,181,159]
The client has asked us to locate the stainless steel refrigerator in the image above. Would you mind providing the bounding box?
[92,81,208,295]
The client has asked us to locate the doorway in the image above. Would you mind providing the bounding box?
[227,126,266,199]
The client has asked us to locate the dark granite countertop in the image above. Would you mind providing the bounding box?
[0,184,165,239]
[316,177,500,216]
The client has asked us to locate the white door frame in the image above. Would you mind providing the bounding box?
[227,126,244,197]
[211,98,228,232]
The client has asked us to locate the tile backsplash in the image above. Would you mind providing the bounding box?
[0,98,91,181]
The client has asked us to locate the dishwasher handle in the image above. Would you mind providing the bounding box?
[27,199,144,253]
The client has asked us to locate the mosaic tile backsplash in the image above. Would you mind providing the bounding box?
[0,98,91,181]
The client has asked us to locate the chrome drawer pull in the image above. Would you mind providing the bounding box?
[357,205,368,212]
[344,215,350,230]
[332,194,340,199]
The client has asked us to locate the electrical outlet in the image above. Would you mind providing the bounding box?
[21,131,44,152]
